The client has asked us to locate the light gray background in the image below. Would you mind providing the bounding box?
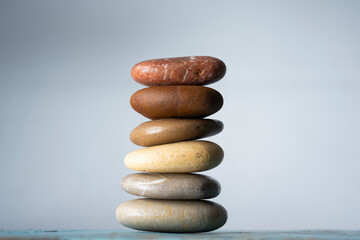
[0,0,359,231]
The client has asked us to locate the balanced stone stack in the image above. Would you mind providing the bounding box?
[116,56,228,233]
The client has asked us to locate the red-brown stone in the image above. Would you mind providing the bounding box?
[131,56,226,86]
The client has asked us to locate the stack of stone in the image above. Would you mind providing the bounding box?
[116,56,227,233]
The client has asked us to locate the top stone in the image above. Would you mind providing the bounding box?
[131,56,226,86]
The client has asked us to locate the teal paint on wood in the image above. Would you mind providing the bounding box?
[0,230,360,240]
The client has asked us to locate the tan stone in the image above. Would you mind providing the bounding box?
[130,118,224,147]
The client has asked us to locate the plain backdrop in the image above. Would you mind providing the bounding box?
[0,0,360,231]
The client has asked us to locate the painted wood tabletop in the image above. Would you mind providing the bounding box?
[0,230,360,240]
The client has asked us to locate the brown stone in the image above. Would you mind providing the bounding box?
[130,118,224,146]
[130,86,223,119]
[131,56,226,86]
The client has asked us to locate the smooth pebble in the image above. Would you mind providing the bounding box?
[122,173,221,199]
[116,199,227,233]
[130,118,224,147]
[124,140,224,173]
[131,56,226,86]
[130,86,223,119]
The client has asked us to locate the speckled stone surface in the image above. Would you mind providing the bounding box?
[116,199,227,233]
[122,173,221,199]
[124,140,224,173]
[131,56,226,86]
[130,118,224,147]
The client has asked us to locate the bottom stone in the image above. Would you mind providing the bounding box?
[116,199,227,233]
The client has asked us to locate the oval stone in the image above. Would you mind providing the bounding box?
[130,118,224,147]
[121,173,221,199]
[124,140,223,173]
[116,199,227,233]
[130,86,223,119]
[131,56,226,86]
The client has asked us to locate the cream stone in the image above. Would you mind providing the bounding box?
[124,140,224,173]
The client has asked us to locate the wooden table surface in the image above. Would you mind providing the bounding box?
[1,230,360,240]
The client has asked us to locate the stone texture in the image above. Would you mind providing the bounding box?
[116,199,227,233]
[124,140,223,173]
[121,173,221,199]
[131,56,226,86]
[130,118,224,147]
[130,86,223,119]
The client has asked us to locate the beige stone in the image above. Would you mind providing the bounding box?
[116,199,227,233]
[124,140,224,173]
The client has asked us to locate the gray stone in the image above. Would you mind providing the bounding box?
[116,199,227,233]
[121,173,221,200]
